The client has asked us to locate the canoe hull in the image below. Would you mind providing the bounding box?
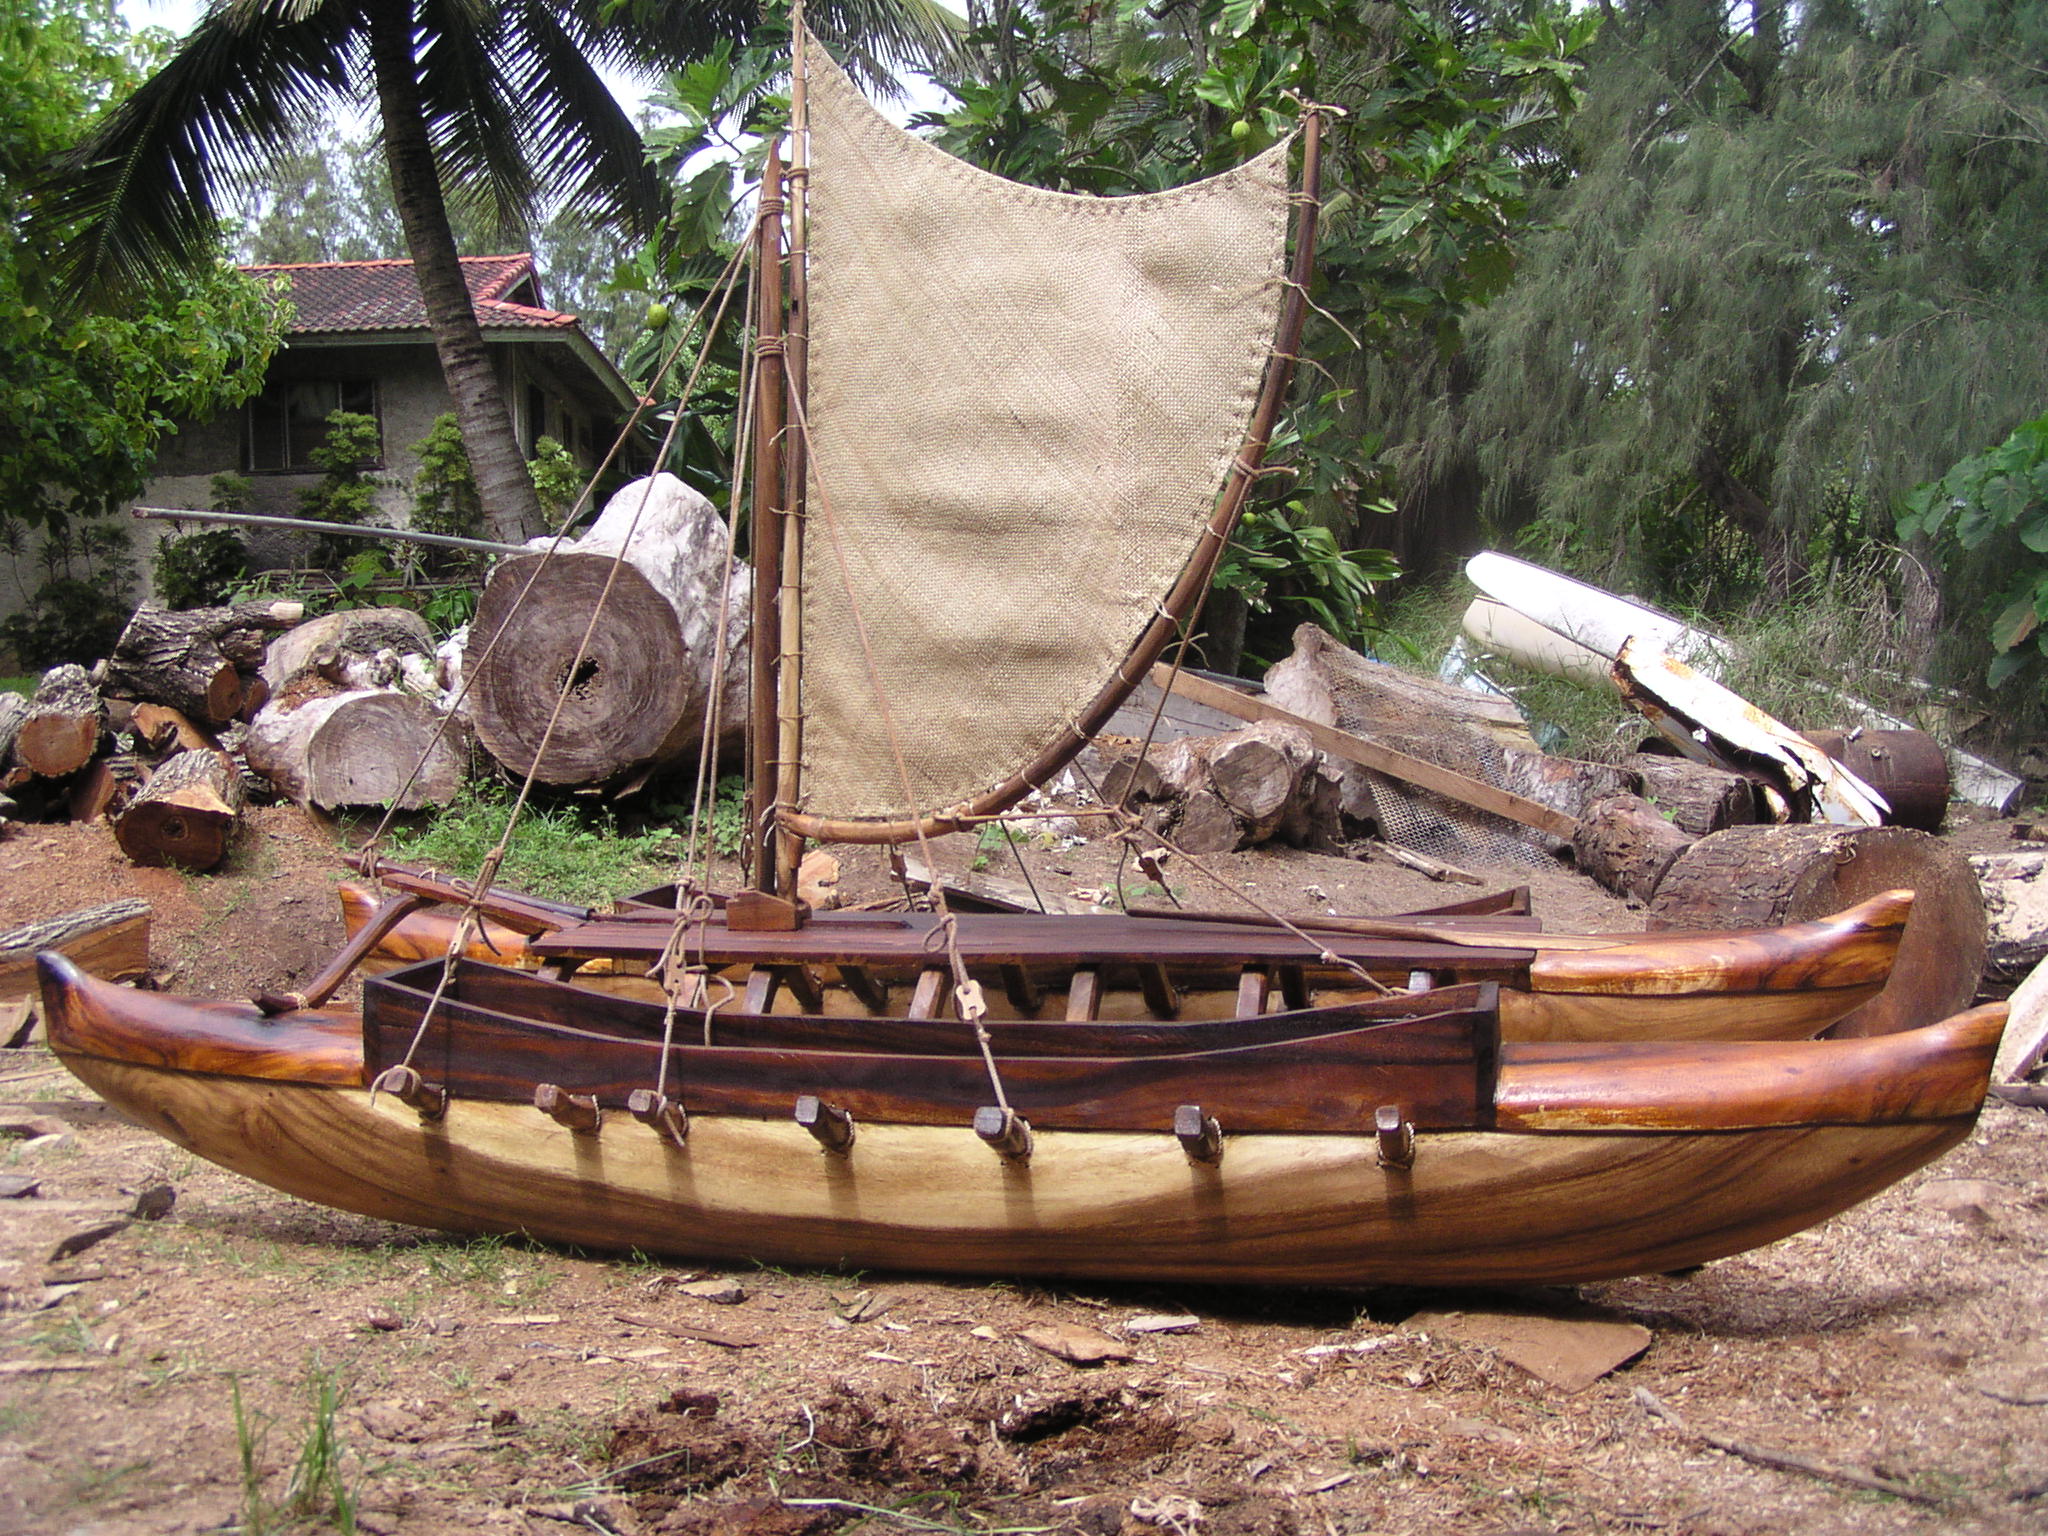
[50,1047,1976,1289]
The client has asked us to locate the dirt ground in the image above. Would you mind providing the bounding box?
[3,807,2047,1536]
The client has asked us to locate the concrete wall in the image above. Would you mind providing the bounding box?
[0,338,621,644]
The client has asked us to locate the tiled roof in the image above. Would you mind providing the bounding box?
[242,253,581,334]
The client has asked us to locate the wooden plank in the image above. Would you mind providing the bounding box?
[1152,665,1579,840]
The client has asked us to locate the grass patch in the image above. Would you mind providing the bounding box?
[233,1363,361,1535]
[383,780,685,905]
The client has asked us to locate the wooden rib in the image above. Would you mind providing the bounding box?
[837,963,890,1014]
[1000,964,1043,1017]
[906,968,946,1020]
[778,965,826,1014]
[1235,966,1271,1020]
[1277,966,1310,1011]
[1139,964,1180,1020]
[1065,967,1102,1022]
[779,114,1326,846]
[743,968,778,1015]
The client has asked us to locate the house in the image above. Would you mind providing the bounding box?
[140,252,641,552]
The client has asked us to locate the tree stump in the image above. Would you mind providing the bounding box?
[1649,824,1985,1036]
[1623,752,1757,835]
[245,689,464,810]
[114,749,244,870]
[16,665,103,777]
[464,474,750,787]
[100,600,303,726]
[1573,792,1694,902]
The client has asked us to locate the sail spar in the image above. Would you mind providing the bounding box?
[788,41,1295,834]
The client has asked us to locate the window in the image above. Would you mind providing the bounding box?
[525,382,549,455]
[246,379,379,472]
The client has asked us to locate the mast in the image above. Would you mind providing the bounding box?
[747,140,789,895]
[772,23,813,896]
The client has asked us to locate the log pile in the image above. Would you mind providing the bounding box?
[97,600,304,727]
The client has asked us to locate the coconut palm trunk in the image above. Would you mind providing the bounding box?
[364,0,543,544]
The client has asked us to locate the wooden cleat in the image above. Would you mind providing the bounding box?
[1173,1103,1223,1164]
[1374,1103,1414,1171]
[535,1082,603,1134]
[796,1094,855,1152]
[627,1089,689,1148]
[371,1064,447,1121]
[973,1106,1033,1161]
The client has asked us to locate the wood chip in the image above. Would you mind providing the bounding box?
[678,1278,747,1305]
[611,1311,760,1349]
[1124,1314,1200,1335]
[1020,1323,1135,1365]
[0,1359,104,1374]
[1404,1303,1650,1393]
[0,1174,40,1198]
[486,1313,562,1327]
[364,1306,405,1332]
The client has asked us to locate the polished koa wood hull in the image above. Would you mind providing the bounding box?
[340,884,1912,1043]
[39,953,2000,1287]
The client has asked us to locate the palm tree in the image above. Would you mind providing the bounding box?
[36,0,961,543]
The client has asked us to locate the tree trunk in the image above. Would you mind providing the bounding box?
[0,690,27,765]
[246,688,465,810]
[1572,792,1694,903]
[99,600,303,726]
[465,474,750,786]
[0,898,151,1006]
[1649,824,1984,1037]
[1694,439,1803,595]
[260,608,438,696]
[1623,752,1757,835]
[17,665,103,777]
[364,0,544,545]
[114,748,244,870]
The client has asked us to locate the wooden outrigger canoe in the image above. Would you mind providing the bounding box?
[38,951,2002,1286]
[337,878,1917,1044]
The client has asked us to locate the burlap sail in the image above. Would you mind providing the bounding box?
[797,41,1292,826]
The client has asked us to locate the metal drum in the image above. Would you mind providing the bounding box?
[1803,729,1951,832]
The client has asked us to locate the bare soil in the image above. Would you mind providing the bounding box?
[3,809,2046,1536]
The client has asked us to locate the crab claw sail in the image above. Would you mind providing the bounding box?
[784,41,1301,839]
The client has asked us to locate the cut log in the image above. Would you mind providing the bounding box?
[113,749,243,870]
[245,688,464,810]
[465,473,750,786]
[100,601,301,726]
[68,754,144,824]
[1969,850,2048,983]
[0,690,27,764]
[260,608,438,696]
[0,898,151,1005]
[1572,793,1694,903]
[1650,825,1985,1037]
[16,665,103,777]
[128,703,221,758]
[1623,753,1757,836]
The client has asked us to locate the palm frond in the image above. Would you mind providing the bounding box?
[33,0,360,302]
[503,0,663,237]
[413,0,538,240]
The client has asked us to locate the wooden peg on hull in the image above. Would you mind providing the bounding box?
[973,1105,1033,1161]
[535,1083,602,1134]
[627,1089,689,1148]
[796,1094,855,1152]
[1375,1104,1414,1170]
[371,1065,446,1120]
[1174,1103,1223,1164]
